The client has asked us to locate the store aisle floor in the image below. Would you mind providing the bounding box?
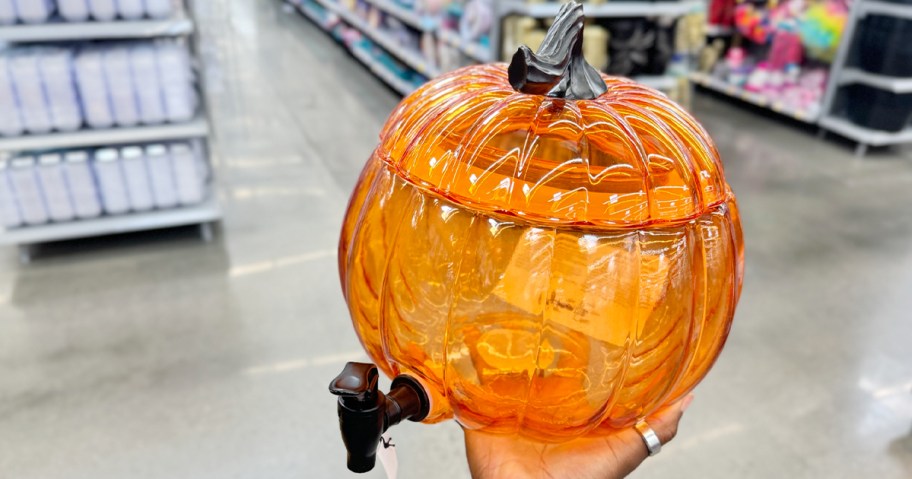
[1,1,911,478]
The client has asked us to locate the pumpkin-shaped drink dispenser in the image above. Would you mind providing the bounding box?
[330,2,744,472]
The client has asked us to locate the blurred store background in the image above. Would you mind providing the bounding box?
[0,0,910,478]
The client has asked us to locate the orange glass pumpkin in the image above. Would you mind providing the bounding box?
[338,3,743,443]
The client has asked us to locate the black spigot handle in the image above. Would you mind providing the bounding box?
[330,362,384,473]
[330,362,379,406]
[329,362,431,473]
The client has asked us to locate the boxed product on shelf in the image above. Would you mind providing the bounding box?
[36,152,75,221]
[116,0,145,20]
[63,150,102,218]
[155,41,197,123]
[13,0,55,24]
[0,40,197,136]
[64,0,173,21]
[58,0,90,21]
[0,157,20,227]
[6,156,48,225]
[73,47,115,128]
[0,141,209,230]
[39,49,83,132]
[8,50,55,134]
[131,45,168,124]
[87,0,118,21]
[0,55,24,136]
[145,143,178,209]
[0,0,14,25]
[93,147,130,214]
[120,145,154,211]
[104,46,142,126]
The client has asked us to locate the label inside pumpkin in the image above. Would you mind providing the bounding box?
[492,229,672,347]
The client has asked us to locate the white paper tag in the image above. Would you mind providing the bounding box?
[377,433,399,479]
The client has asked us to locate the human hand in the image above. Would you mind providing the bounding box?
[464,395,694,479]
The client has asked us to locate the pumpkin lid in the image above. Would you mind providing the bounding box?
[376,3,730,228]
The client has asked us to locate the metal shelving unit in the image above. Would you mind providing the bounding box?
[818,0,912,156]
[691,0,912,156]
[0,197,221,247]
[0,118,209,151]
[0,17,194,42]
[291,0,420,94]
[290,0,702,97]
[313,0,440,77]
[0,3,221,260]
[838,68,912,94]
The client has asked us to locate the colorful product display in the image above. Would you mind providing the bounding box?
[331,4,743,472]
[700,0,850,118]
[296,0,697,105]
[0,41,197,136]
[0,142,208,229]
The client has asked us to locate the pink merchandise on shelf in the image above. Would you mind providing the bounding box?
[744,61,770,93]
[725,47,751,85]
[768,29,803,70]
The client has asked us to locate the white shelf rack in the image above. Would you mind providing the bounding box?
[817,0,912,156]
[0,2,220,256]
[838,68,912,94]
[860,0,912,19]
[313,0,441,77]
[1,197,220,257]
[690,72,821,123]
[0,17,193,42]
[0,118,209,152]
[820,116,912,147]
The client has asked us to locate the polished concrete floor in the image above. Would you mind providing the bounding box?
[2,1,912,478]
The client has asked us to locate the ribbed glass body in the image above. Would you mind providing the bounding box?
[339,65,744,442]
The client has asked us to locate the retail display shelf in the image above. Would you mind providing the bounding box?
[839,68,912,94]
[438,29,491,63]
[860,0,912,19]
[0,196,221,246]
[364,0,432,31]
[690,72,820,123]
[0,118,210,152]
[296,0,330,28]
[819,116,912,146]
[351,46,416,95]
[313,0,441,77]
[499,0,704,18]
[0,18,194,42]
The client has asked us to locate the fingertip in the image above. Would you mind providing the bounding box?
[681,394,695,412]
